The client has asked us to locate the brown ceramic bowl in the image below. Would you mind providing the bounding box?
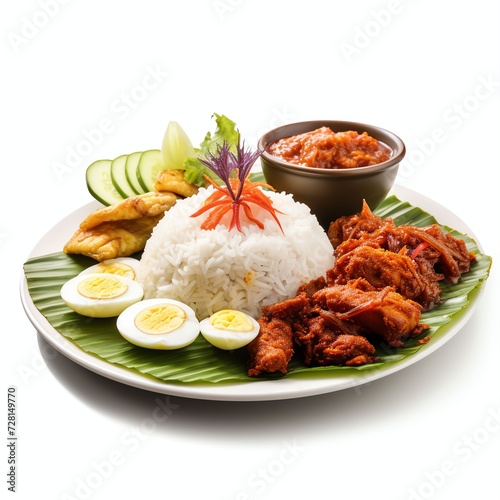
[258,120,405,229]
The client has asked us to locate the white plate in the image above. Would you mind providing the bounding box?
[20,185,486,401]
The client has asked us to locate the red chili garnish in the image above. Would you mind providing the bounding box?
[411,242,430,259]
[191,137,283,232]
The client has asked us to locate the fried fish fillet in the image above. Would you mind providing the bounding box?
[64,191,178,261]
[63,216,163,261]
[79,191,178,231]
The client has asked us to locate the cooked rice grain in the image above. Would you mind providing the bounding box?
[137,187,334,319]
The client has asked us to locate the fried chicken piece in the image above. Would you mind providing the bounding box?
[380,224,474,284]
[296,276,327,298]
[293,313,377,367]
[254,289,378,371]
[247,317,294,377]
[329,201,475,285]
[406,225,474,282]
[261,293,310,321]
[328,246,442,310]
[246,202,473,374]
[64,191,178,261]
[328,200,392,248]
[313,279,428,347]
[154,169,199,198]
[321,334,378,366]
[333,233,384,258]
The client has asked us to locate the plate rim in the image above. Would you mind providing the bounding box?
[20,184,487,401]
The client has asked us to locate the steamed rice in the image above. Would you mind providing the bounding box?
[137,186,335,319]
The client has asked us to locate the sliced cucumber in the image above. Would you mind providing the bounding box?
[125,151,146,195]
[136,149,163,192]
[86,159,125,206]
[111,154,137,198]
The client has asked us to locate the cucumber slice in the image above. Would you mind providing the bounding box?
[136,149,163,192]
[86,159,125,206]
[111,154,137,198]
[125,151,146,195]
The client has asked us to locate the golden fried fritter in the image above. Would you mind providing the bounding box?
[154,169,199,198]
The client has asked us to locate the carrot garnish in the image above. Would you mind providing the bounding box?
[191,137,284,232]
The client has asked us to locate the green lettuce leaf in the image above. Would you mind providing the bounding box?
[197,113,239,154]
[183,113,240,186]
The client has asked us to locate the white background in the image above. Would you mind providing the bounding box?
[2,1,499,499]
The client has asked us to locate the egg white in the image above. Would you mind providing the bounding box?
[117,298,200,350]
[79,257,140,280]
[199,311,260,350]
[60,272,144,318]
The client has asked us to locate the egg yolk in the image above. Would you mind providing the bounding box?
[135,305,187,335]
[77,275,128,300]
[209,310,253,332]
[93,262,136,280]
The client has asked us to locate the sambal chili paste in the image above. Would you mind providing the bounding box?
[266,126,392,169]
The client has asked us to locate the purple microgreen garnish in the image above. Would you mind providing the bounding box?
[190,134,283,233]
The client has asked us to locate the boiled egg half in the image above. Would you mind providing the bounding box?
[200,309,260,350]
[60,272,144,318]
[117,298,200,350]
[79,257,140,281]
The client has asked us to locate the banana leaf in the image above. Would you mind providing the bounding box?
[23,196,492,384]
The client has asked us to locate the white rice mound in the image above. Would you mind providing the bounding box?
[137,186,335,319]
